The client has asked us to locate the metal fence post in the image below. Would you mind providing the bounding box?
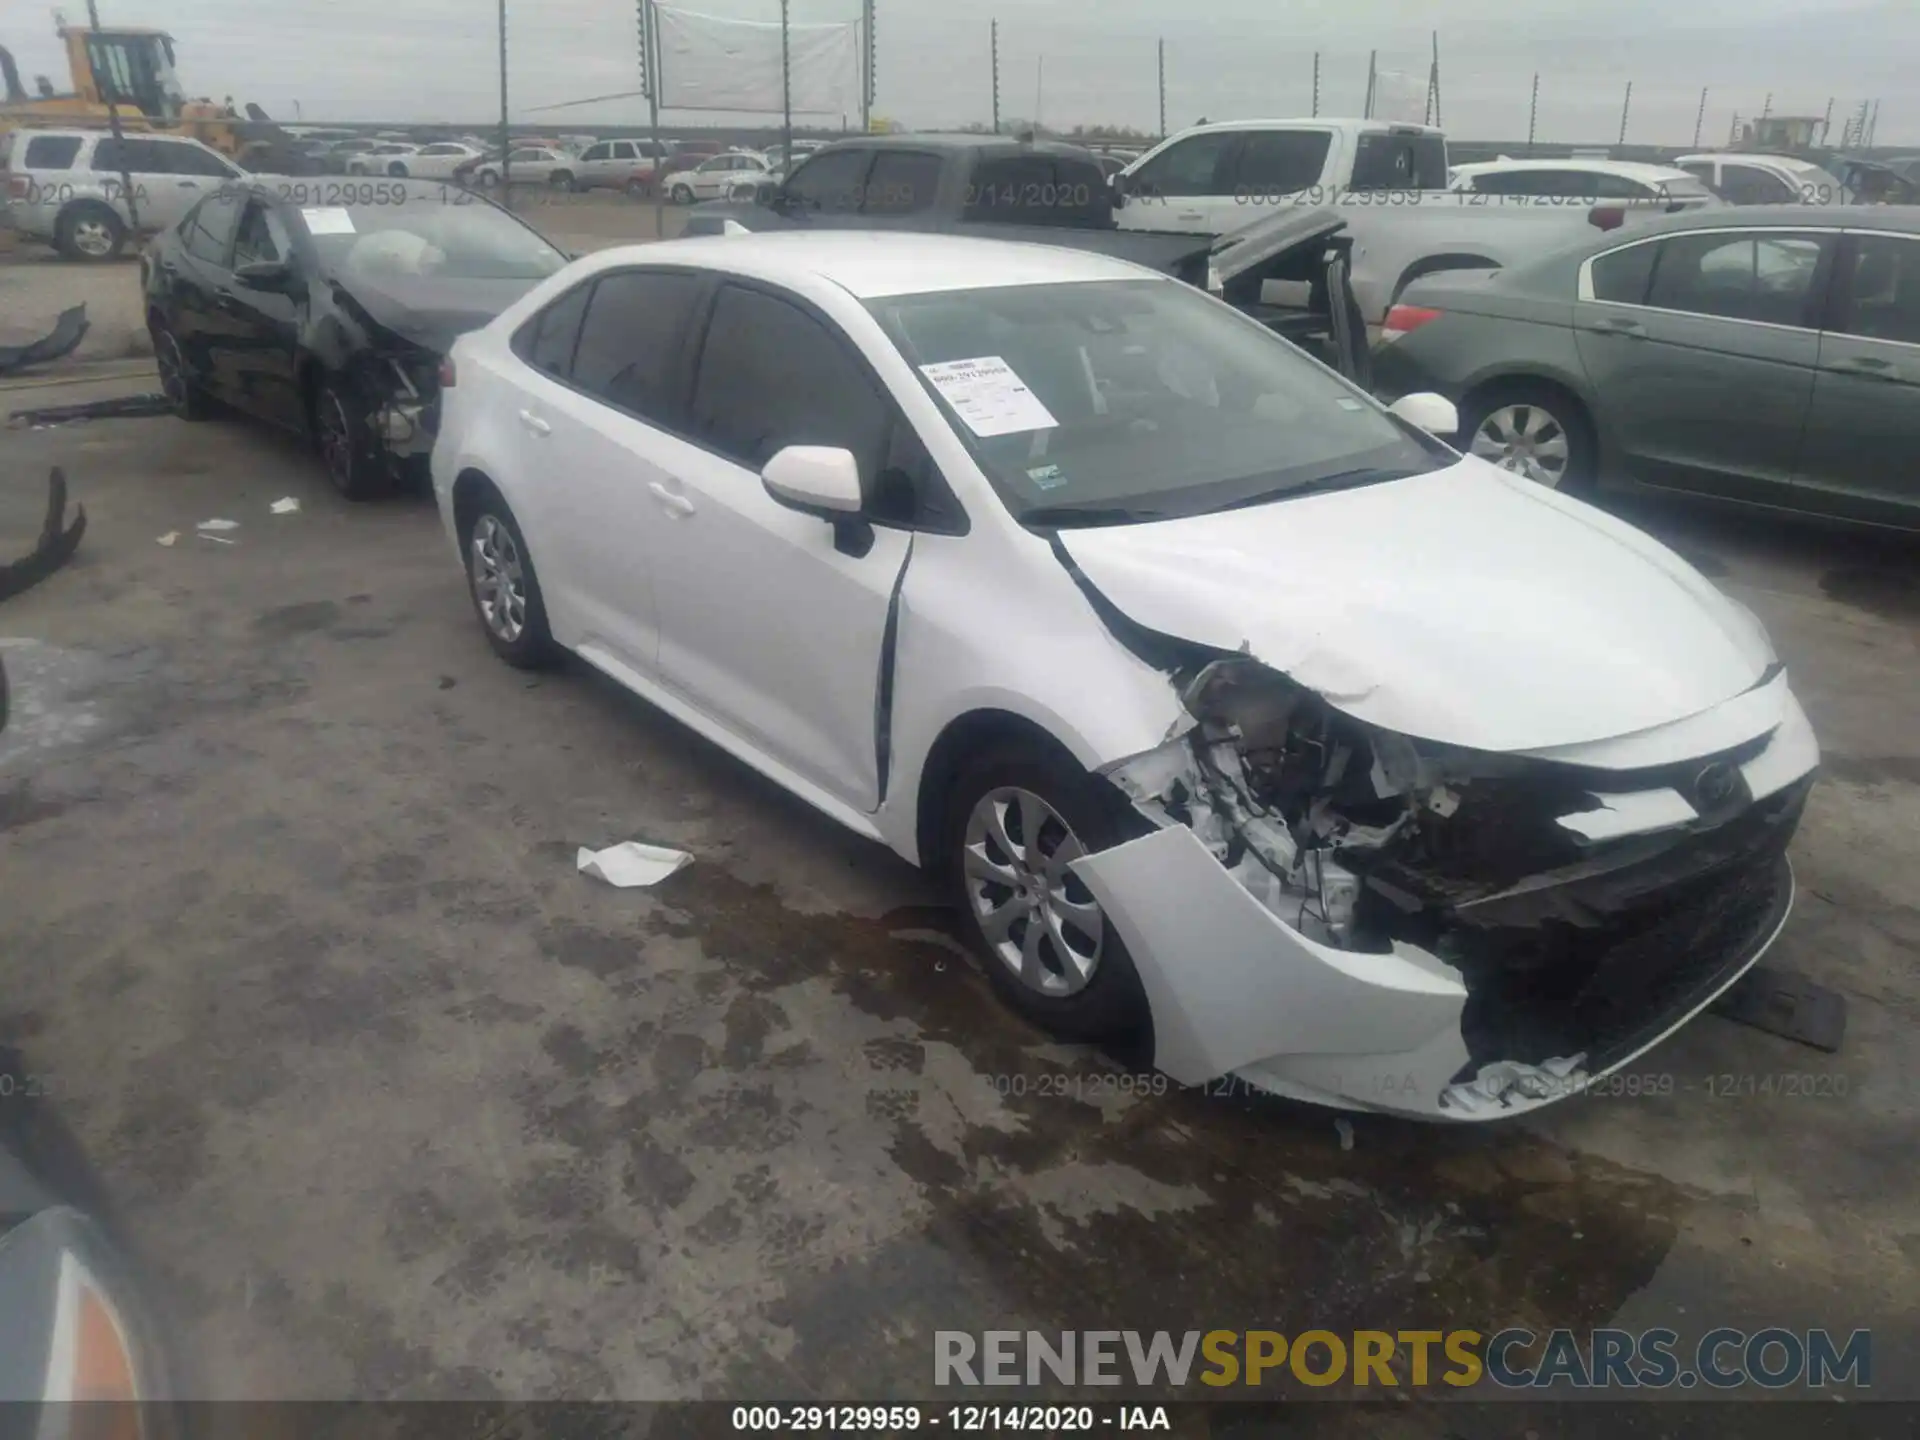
[82,0,139,230]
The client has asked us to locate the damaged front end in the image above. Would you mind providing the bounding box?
[1074,657,1814,1120]
[365,350,441,469]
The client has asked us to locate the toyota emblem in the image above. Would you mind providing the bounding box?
[1694,761,1740,808]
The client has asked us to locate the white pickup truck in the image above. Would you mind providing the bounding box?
[1114,118,1701,323]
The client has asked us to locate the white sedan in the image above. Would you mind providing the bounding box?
[386,141,487,181]
[345,142,419,176]
[431,233,1818,1121]
[666,150,772,204]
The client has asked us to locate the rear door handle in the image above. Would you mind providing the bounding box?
[1589,316,1647,337]
[517,409,550,436]
[648,480,696,517]
[1827,354,1901,380]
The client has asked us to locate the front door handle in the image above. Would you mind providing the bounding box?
[178,180,199,189]
[1589,316,1647,337]
[517,409,550,436]
[1827,354,1901,381]
[648,480,696,517]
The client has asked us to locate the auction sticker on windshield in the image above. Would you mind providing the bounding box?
[301,207,357,235]
[920,357,1058,438]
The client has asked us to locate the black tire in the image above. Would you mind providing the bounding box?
[942,741,1153,1042]
[459,490,559,669]
[475,168,500,189]
[670,182,694,205]
[312,376,392,502]
[54,201,125,261]
[387,161,409,178]
[626,177,652,200]
[1457,380,1598,495]
[150,319,215,421]
[549,170,575,192]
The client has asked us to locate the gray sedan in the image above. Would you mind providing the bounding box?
[1372,205,1920,529]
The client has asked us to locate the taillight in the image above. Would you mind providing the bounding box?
[438,356,457,388]
[1380,304,1443,343]
[1589,205,1626,232]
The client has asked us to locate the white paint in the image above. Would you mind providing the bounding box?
[1557,788,1699,841]
[1058,456,1776,753]
[919,357,1060,438]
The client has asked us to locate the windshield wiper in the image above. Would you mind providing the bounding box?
[1018,503,1169,528]
[1218,466,1430,512]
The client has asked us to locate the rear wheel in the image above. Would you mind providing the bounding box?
[549,170,575,192]
[55,202,125,261]
[387,161,409,178]
[943,742,1151,1041]
[1459,382,1597,493]
[461,494,558,669]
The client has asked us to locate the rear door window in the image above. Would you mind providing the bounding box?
[963,154,1106,225]
[181,192,242,265]
[1231,130,1332,197]
[1718,164,1797,205]
[146,140,235,177]
[22,135,84,171]
[569,270,704,422]
[1647,231,1830,327]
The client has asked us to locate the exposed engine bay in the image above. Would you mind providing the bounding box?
[1100,657,1808,1114]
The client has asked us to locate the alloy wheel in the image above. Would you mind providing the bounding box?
[316,390,355,493]
[963,786,1106,998]
[72,217,116,258]
[469,515,527,644]
[154,329,188,410]
[1470,404,1571,488]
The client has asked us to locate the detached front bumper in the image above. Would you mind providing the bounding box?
[1070,698,1818,1122]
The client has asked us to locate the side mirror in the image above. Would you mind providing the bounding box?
[1386,392,1460,437]
[762,445,864,518]
[234,259,295,292]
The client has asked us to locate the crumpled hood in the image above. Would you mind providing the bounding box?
[1057,457,1776,753]
[334,275,541,354]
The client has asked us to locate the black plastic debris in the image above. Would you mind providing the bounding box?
[0,305,90,377]
[0,467,87,604]
[7,392,173,429]
[1710,964,1847,1052]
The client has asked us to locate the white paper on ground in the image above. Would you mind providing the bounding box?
[156,531,179,547]
[199,533,236,545]
[301,207,356,236]
[196,518,239,531]
[576,842,693,888]
[919,356,1058,438]
[269,497,301,515]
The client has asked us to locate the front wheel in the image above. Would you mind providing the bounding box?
[462,496,558,669]
[1458,382,1597,493]
[942,743,1151,1041]
[669,182,694,205]
[151,320,214,420]
[549,171,574,192]
[387,161,409,178]
[313,377,391,501]
[471,168,500,190]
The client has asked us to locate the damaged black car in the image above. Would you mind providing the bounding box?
[140,180,567,499]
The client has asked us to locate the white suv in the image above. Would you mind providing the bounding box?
[2,127,244,260]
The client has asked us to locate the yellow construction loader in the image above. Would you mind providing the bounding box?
[1,22,300,169]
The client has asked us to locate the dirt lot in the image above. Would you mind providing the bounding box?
[1,256,1918,1421]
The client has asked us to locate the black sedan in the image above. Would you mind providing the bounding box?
[1372,205,1920,531]
[141,180,568,499]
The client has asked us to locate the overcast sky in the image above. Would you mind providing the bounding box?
[2,0,1909,144]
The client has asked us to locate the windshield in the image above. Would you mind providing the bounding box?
[298,200,567,281]
[866,279,1439,524]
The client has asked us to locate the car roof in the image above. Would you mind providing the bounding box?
[1451,158,1700,183]
[1675,151,1834,173]
[596,230,1155,299]
[1615,203,1920,236]
[814,132,1102,160]
[1172,117,1443,138]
